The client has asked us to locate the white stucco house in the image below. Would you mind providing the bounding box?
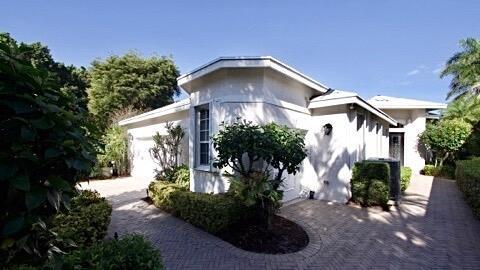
[119,56,446,203]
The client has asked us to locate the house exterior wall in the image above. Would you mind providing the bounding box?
[185,68,390,202]
[125,110,189,180]
[382,109,427,173]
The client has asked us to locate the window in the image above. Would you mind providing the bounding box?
[197,107,210,167]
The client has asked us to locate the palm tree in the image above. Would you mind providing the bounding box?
[443,94,480,125]
[441,38,480,100]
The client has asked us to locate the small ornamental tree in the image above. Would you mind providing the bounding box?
[420,119,472,166]
[150,122,185,179]
[212,120,307,228]
[0,37,95,264]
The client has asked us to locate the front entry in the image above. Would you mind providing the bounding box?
[389,132,404,166]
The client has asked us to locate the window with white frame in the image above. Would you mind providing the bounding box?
[196,106,210,167]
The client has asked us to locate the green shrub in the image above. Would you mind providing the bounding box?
[148,181,245,234]
[423,165,439,176]
[367,180,390,207]
[0,39,95,263]
[456,158,480,218]
[148,181,185,211]
[352,161,390,184]
[154,164,190,189]
[173,164,190,189]
[350,161,390,208]
[422,165,455,178]
[400,167,412,192]
[51,190,112,249]
[60,235,163,270]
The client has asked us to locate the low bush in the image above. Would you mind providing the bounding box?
[400,167,412,192]
[51,190,112,249]
[367,180,390,207]
[422,165,455,178]
[148,181,246,234]
[456,158,480,218]
[154,164,190,189]
[351,161,390,208]
[60,235,163,270]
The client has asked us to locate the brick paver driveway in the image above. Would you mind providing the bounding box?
[82,175,480,269]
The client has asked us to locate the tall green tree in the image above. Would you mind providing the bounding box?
[87,52,180,131]
[0,33,89,111]
[443,94,480,125]
[441,38,480,100]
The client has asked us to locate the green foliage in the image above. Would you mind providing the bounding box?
[60,235,163,270]
[444,94,480,125]
[456,158,480,218]
[151,122,186,179]
[97,124,128,175]
[420,119,472,165]
[423,165,439,176]
[0,33,90,112]
[367,180,390,207]
[351,162,390,208]
[400,167,412,192]
[422,165,456,178]
[0,34,95,263]
[212,120,307,228]
[51,190,112,249]
[154,164,190,189]
[441,38,480,99]
[87,52,180,131]
[148,182,246,234]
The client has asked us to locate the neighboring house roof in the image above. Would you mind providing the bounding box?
[309,90,397,125]
[177,56,329,93]
[368,95,447,109]
[118,98,190,126]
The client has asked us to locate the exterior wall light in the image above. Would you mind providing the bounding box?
[323,123,333,135]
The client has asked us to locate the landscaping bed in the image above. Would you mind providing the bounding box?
[148,181,309,254]
[218,215,309,254]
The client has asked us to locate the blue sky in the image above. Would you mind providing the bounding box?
[2,1,479,102]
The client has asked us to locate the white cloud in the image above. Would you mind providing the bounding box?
[407,69,420,76]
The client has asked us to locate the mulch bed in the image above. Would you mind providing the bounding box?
[217,215,309,254]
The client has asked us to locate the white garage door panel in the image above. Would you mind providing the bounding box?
[130,136,156,179]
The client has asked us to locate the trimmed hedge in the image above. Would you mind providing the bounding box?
[423,164,455,179]
[400,167,412,192]
[351,161,390,208]
[52,190,112,248]
[456,158,480,218]
[148,181,246,234]
[60,235,163,270]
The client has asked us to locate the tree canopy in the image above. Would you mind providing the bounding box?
[0,33,89,111]
[420,119,472,165]
[443,94,480,125]
[441,38,480,100]
[87,52,180,130]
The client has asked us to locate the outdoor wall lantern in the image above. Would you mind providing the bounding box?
[323,123,333,135]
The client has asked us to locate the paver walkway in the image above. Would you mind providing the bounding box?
[82,175,480,269]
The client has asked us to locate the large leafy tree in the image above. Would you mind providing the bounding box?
[0,33,89,111]
[87,52,180,131]
[441,38,480,100]
[0,36,95,264]
[420,119,472,166]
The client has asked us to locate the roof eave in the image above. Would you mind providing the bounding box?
[177,56,329,93]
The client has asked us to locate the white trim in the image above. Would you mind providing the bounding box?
[119,99,190,126]
[309,96,397,125]
[373,104,447,109]
[177,56,329,93]
[389,127,406,133]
